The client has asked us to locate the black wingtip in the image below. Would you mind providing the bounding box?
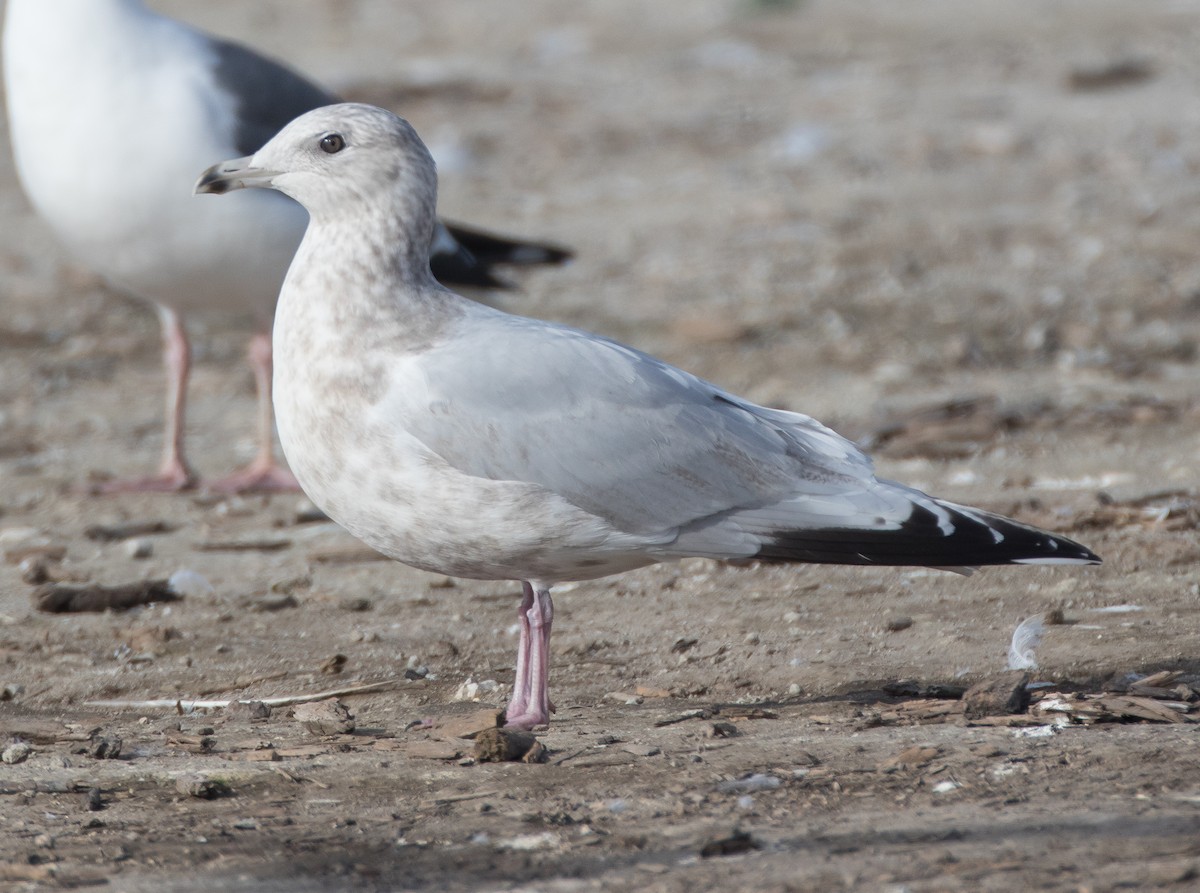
[441,221,574,267]
[754,500,1101,569]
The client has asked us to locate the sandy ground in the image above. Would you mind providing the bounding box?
[3,0,1200,890]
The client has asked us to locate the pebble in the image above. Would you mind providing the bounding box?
[123,538,153,559]
[176,775,230,799]
[453,678,502,702]
[605,691,643,705]
[168,569,214,598]
[716,773,781,794]
[885,615,914,632]
[2,742,32,764]
[293,698,355,736]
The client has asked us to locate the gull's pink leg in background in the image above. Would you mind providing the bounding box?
[207,330,299,493]
[94,304,197,493]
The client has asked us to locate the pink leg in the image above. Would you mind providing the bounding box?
[505,583,535,722]
[206,331,300,493]
[505,584,555,730]
[93,305,197,493]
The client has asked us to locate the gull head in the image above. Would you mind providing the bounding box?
[195,103,437,220]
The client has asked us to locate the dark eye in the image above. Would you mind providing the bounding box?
[319,133,346,154]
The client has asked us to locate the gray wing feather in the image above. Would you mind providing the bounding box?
[392,316,878,537]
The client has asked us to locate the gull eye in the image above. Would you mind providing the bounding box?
[319,133,346,154]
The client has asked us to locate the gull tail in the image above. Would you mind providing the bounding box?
[432,221,574,289]
[754,490,1100,570]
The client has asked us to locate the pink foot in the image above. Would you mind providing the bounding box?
[503,709,552,731]
[87,461,197,495]
[205,461,300,494]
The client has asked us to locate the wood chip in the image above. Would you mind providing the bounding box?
[405,739,464,761]
[880,745,940,770]
[196,538,291,552]
[224,748,280,762]
[431,707,504,740]
[634,685,672,699]
[34,579,180,613]
[84,521,175,542]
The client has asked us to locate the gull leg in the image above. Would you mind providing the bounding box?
[505,584,555,730]
[94,305,197,493]
[505,582,535,723]
[206,331,300,493]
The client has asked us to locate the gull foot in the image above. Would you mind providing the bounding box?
[503,710,551,731]
[87,467,197,495]
[205,463,301,494]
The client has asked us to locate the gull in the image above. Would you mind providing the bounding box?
[197,103,1100,730]
[3,0,570,493]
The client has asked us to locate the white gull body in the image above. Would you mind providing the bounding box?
[197,104,1100,729]
[3,0,568,492]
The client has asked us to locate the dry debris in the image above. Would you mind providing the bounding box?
[84,520,175,542]
[34,578,181,613]
[474,727,546,763]
[292,698,355,736]
[962,671,1031,718]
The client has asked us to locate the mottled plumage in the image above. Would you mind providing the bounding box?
[197,104,1100,729]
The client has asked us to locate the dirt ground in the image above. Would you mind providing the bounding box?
[3,0,1200,890]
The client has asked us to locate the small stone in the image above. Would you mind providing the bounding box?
[453,678,502,702]
[123,538,153,559]
[339,597,373,612]
[18,557,50,584]
[2,742,32,764]
[716,774,781,794]
[881,745,940,771]
[176,775,230,799]
[292,698,355,736]
[250,594,298,612]
[1,683,24,701]
[89,736,122,760]
[86,788,104,811]
[293,498,327,524]
[884,615,914,632]
[743,632,760,645]
[230,701,272,724]
[605,691,643,705]
[700,829,761,858]
[620,743,661,757]
[319,653,347,675]
[33,833,54,849]
[168,569,214,598]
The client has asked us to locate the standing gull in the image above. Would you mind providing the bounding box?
[3,0,570,492]
[197,104,1100,730]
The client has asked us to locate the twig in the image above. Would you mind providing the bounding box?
[85,680,398,711]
